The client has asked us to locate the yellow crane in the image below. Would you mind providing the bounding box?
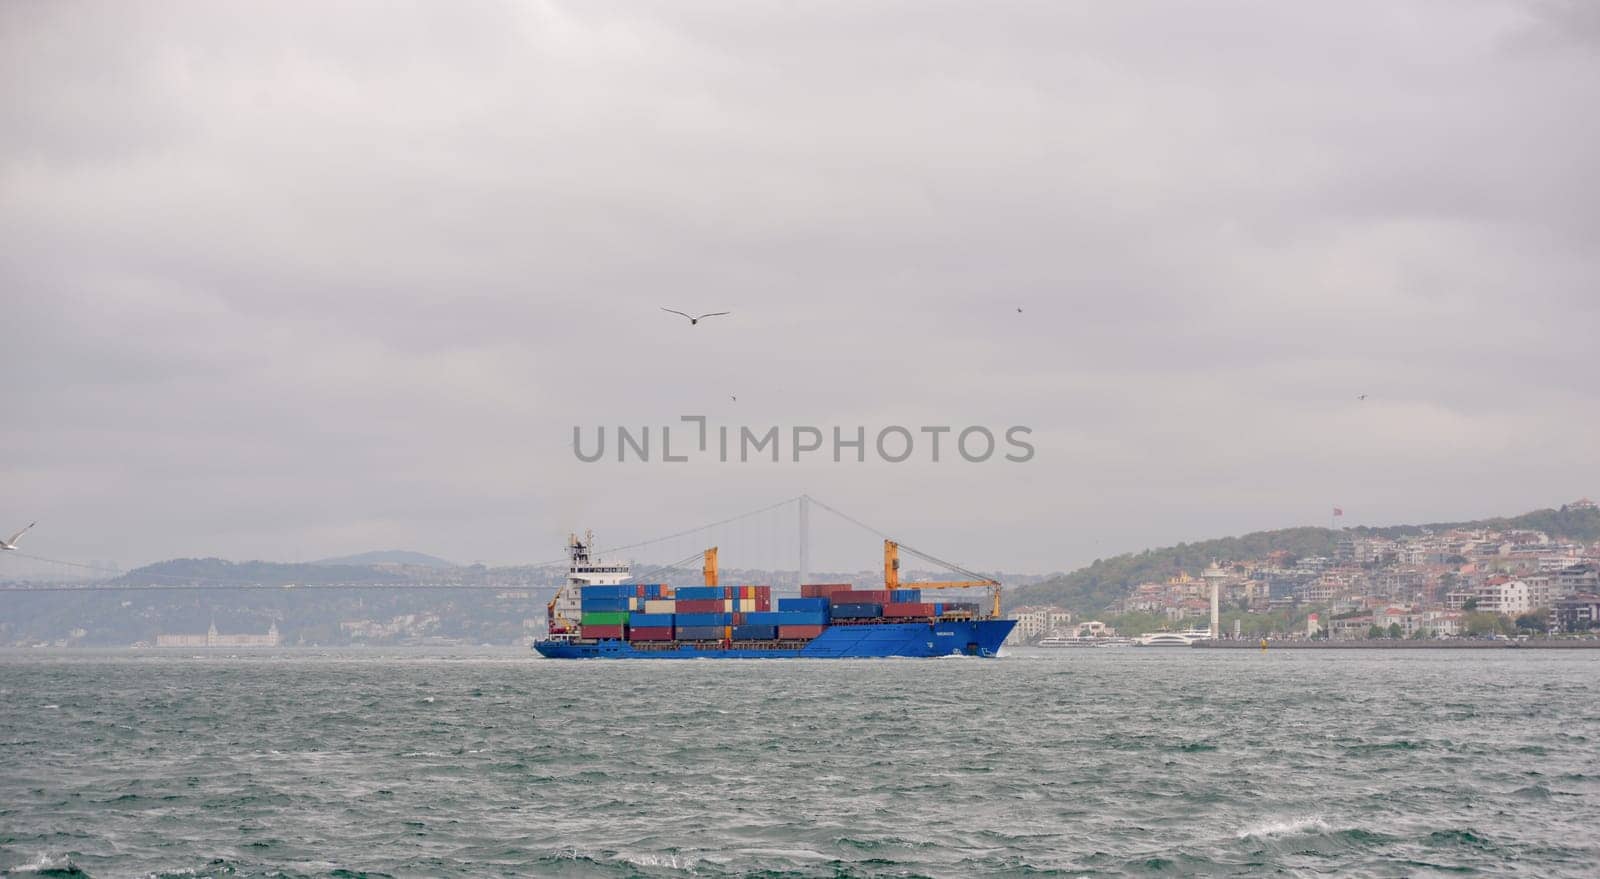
[696,540,999,617]
[703,547,718,586]
[883,540,1002,619]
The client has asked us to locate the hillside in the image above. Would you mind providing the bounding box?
[1008,504,1600,615]
[314,550,458,569]
[116,557,404,587]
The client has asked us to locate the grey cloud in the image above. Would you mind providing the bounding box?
[2,0,1596,573]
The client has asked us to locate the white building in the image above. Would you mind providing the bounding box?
[1474,579,1531,615]
[1006,606,1074,643]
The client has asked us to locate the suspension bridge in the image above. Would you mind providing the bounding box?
[0,495,1003,601]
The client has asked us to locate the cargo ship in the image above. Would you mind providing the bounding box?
[535,533,1014,659]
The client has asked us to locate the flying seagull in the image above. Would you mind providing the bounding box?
[730,395,737,402]
[661,308,730,326]
[1357,394,1367,400]
[0,521,35,551]
[1017,307,1023,313]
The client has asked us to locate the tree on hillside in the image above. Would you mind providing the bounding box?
[1515,610,1548,633]
[1465,612,1510,637]
[1387,622,1403,639]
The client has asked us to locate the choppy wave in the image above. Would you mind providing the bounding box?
[3,648,1600,877]
[3,853,90,877]
[1235,815,1331,838]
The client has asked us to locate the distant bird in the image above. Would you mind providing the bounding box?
[730,395,737,402]
[661,308,730,326]
[1017,307,1023,313]
[1357,394,1367,401]
[0,521,35,551]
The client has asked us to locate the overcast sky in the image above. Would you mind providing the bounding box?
[3,1,1597,575]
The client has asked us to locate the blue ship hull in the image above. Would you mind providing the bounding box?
[534,620,1015,659]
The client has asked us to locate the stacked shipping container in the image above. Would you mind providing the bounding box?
[573,582,980,642]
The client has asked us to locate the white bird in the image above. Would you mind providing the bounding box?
[661,308,730,326]
[1,521,35,550]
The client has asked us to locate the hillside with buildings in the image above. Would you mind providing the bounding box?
[1005,499,1600,643]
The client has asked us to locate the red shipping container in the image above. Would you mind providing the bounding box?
[583,624,624,639]
[884,602,936,617]
[756,595,771,611]
[801,583,852,599]
[779,625,826,639]
[628,626,673,641]
[732,612,745,626]
[676,599,724,613]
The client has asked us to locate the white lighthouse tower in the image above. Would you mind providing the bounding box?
[1203,560,1225,640]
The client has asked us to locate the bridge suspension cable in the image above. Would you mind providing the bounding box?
[624,550,708,584]
[805,494,995,583]
[7,552,121,575]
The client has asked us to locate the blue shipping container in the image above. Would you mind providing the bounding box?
[580,585,633,598]
[747,610,828,626]
[891,589,922,602]
[580,597,630,612]
[777,598,829,612]
[676,626,724,640]
[831,603,882,619]
[629,613,673,628]
[674,586,723,600]
[674,613,731,628]
[732,625,777,640]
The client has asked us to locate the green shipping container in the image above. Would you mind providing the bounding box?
[581,611,630,626]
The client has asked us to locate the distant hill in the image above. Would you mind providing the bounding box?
[313,550,458,569]
[116,558,405,587]
[1007,504,1600,615]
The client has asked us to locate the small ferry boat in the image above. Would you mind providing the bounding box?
[1133,631,1209,647]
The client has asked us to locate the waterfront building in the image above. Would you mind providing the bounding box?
[1329,615,1374,640]
[155,620,280,648]
[1553,594,1600,633]
[1006,606,1074,644]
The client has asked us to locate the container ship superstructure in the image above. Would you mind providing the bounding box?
[536,533,1014,659]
